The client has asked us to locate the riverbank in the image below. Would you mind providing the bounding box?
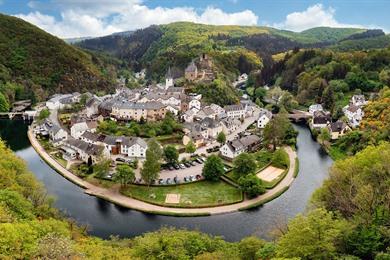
[28,127,298,216]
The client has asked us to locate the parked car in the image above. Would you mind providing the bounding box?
[189,161,197,166]
[174,164,180,170]
[173,176,178,183]
[179,164,186,169]
[166,178,172,185]
[184,162,191,168]
[151,179,156,185]
[168,166,174,171]
[189,175,195,181]
[196,174,202,180]
[196,158,203,164]
[184,176,189,182]
[158,179,164,185]
[201,157,207,162]
[115,158,126,162]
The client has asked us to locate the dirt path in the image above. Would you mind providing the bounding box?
[28,127,297,216]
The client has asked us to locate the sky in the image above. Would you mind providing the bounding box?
[1,0,389,38]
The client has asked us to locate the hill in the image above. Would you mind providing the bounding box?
[0,14,115,104]
[77,22,389,80]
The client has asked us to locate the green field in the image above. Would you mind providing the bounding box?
[121,181,243,208]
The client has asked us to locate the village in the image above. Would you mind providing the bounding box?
[29,52,370,209]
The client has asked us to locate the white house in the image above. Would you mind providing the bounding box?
[182,108,198,123]
[189,99,201,111]
[257,109,272,129]
[351,95,367,107]
[209,104,226,119]
[48,125,68,144]
[165,105,180,115]
[70,121,98,139]
[46,94,72,110]
[221,117,241,134]
[343,104,364,128]
[121,137,148,158]
[220,135,261,160]
[85,97,101,118]
[224,104,246,119]
[309,104,323,115]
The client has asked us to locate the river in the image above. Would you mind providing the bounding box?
[0,120,333,241]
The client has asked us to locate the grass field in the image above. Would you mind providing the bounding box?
[121,181,243,208]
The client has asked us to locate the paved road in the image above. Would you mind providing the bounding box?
[29,127,297,215]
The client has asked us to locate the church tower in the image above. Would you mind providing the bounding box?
[165,67,174,89]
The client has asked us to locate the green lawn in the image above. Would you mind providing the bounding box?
[121,181,243,208]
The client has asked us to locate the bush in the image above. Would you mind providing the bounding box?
[238,174,265,198]
[271,149,289,169]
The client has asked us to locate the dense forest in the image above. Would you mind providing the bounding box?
[0,14,116,107]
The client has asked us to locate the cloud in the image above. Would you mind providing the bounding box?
[15,0,258,38]
[274,4,362,31]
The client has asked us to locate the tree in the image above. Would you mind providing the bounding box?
[238,174,265,198]
[38,108,50,120]
[202,155,224,181]
[322,86,335,112]
[114,164,135,187]
[266,86,285,106]
[163,145,179,164]
[263,113,290,151]
[93,158,111,179]
[276,208,349,259]
[185,140,196,154]
[271,149,289,169]
[318,128,331,145]
[238,236,265,260]
[216,131,226,144]
[0,92,9,112]
[233,153,257,177]
[141,139,162,185]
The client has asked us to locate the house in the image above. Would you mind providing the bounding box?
[182,132,205,148]
[351,95,367,107]
[48,124,68,145]
[46,94,72,110]
[309,104,323,115]
[85,97,101,117]
[311,111,331,129]
[327,121,351,140]
[189,99,201,111]
[111,101,166,122]
[224,104,246,119]
[165,104,180,115]
[63,138,108,164]
[233,73,248,88]
[219,135,261,160]
[181,108,198,123]
[195,106,218,120]
[257,109,272,129]
[221,117,241,134]
[209,104,226,119]
[70,121,98,139]
[343,104,363,128]
[199,117,223,139]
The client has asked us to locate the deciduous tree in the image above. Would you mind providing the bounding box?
[202,155,224,181]
[233,153,257,177]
